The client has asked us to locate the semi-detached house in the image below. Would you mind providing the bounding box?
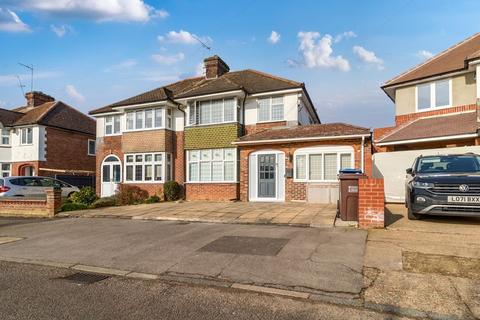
[0,91,96,179]
[90,55,372,202]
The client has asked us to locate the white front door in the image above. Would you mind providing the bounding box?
[249,150,285,202]
[101,156,121,197]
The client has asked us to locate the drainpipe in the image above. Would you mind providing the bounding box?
[361,136,365,173]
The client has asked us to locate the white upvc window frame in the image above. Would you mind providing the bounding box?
[415,78,453,112]
[87,139,96,156]
[257,95,285,123]
[105,115,121,136]
[187,98,238,127]
[20,127,33,145]
[123,152,172,184]
[125,107,171,132]
[293,146,354,183]
[1,128,10,146]
[0,163,11,177]
[186,148,237,183]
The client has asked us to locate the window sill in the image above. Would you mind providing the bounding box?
[415,104,452,113]
[124,127,170,133]
[185,181,239,184]
[104,133,122,137]
[256,119,286,124]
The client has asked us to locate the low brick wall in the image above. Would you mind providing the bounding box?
[0,188,62,218]
[358,178,385,229]
[185,183,239,201]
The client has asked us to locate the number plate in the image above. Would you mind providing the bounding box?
[447,196,480,203]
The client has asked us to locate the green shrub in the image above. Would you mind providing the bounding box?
[70,186,97,205]
[115,184,149,205]
[164,181,182,201]
[61,202,88,212]
[145,195,161,204]
[90,197,117,208]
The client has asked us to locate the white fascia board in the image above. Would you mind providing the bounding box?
[232,134,370,145]
[175,90,244,103]
[384,69,471,90]
[376,133,479,146]
[248,88,302,97]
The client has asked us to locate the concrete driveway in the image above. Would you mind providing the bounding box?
[364,204,480,319]
[61,201,337,228]
[0,217,366,304]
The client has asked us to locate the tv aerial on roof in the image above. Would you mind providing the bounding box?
[192,34,211,51]
[16,75,26,96]
[18,62,34,93]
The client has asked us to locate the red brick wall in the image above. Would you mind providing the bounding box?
[395,104,476,125]
[239,138,372,202]
[244,121,287,135]
[12,161,42,176]
[44,127,96,173]
[0,187,61,217]
[358,178,384,229]
[185,183,239,201]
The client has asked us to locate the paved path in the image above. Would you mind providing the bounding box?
[364,204,480,320]
[0,217,365,303]
[60,201,338,228]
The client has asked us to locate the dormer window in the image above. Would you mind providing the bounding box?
[258,96,284,122]
[188,98,236,126]
[416,79,451,111]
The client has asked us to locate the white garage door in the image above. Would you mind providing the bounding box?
[373,146,480,203]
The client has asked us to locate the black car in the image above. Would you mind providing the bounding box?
[405,153,480,220]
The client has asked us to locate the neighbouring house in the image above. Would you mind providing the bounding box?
[0,91,96,180]
[373,33,480,202]
[90,55,372,202]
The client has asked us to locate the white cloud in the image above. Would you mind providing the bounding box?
[195,62,205,76]
[0,71,61,86]
[0,8,30,32]
[65,85,85,103]
[353,46,384,70]
[104,59,138,72]
[334,31,356,43]
[11,0,168,22]
[268,31,280,44]
[417,50,434,60]
[50,24,72,37]
[151,52,185,65]
[158,30,212,45]
[296,31,350,72]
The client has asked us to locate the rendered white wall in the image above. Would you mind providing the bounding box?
[11,125,46,162]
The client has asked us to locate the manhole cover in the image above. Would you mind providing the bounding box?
[199,236,289,256]
[59,272,110,285]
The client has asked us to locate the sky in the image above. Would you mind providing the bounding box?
[0,0,479,128]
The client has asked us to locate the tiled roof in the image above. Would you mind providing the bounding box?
[3,101,95,135]
[237,123,370,143]
[383,33,480,88]
[377,112,479,144]
[0,108,23,126]
[89,69,305,115]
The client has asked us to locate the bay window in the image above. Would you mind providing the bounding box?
[124,152,171,183]
[416,79,451,111]
[258,96,284,122]
[105,115,121,135]
[294,147,354,182]
[188,98,236,125]
[187,148,237,182]
[126,107,170,131]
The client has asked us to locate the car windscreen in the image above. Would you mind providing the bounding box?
[416,155,480,174]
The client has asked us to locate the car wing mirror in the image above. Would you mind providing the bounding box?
[406,168,413,175]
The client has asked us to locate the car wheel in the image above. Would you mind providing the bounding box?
[67,192,75,199]
[407,207,421,220]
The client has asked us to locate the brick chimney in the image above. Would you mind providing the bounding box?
[25,91,55,109]
[204,55,230,79]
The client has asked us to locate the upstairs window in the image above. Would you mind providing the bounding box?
[1,129,10,145]
[20,128,33,145]
[126,107,169,131]
[258,96,284,122]
[105,115,121,135]
[188,98,236,125]
[416,79,451,111]
[88,139,96,156]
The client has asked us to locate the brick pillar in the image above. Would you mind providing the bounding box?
[358,178,384,229]
[239,148,249,201]
[45,187,62,217]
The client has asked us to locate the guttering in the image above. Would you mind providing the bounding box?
[376,133,479,146]
[232,133,371,145]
